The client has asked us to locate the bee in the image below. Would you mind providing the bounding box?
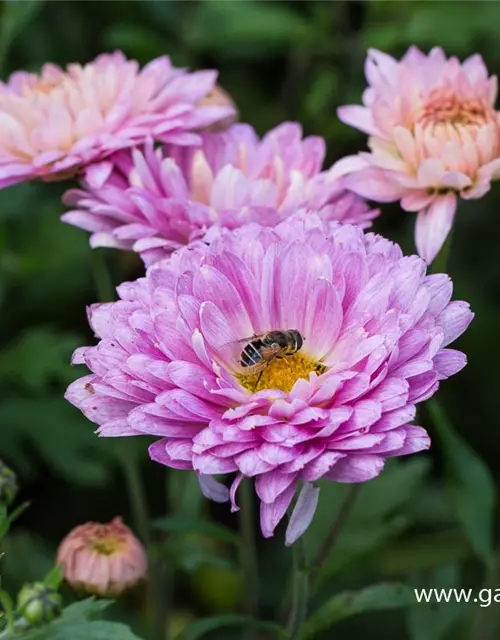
[234,330,304,390]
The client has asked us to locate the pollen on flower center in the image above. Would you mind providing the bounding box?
[80,521,127,556]
[91,534,123,556]
[419,90,492,128]
[236,352,327,394]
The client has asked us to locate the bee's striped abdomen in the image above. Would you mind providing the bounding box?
[240,339,264,367]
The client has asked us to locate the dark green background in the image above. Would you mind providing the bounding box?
[1,2,500,639]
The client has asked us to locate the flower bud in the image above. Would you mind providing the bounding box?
[56,516,147,597]
[17,582,62,625]
[0,459,18,507]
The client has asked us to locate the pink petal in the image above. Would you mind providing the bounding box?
[327,454,385,482]
[285,482,320,546]
[260,484,296,538]
[343,167,406,202]
[198,474,230,503]
[433,348,467,380]
[337,105,378,135]
[415,193,457,264]
[328,154,369,180]
[255,471,296,504]
[437,301,474,346]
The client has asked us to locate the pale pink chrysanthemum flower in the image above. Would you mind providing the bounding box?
[0,52,235,188]
[335,47,500,263]
[62,122,378,265]
[65,213,472,543]
[56,516,147,596]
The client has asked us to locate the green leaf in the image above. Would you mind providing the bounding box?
[302,583,415,638]
[103,25,167,63]
[154,516,240,545]
[187,1,311,56]
[162,536,236,574]
[0,327,81,393]
[43,565,63,590]
[0,1,43,72]
[407,566,465,640]
[0,589,15,630]
[352,458,431,520]
[0,530,54,594]
[305,458,430,583]
[367,529,471,577]
[0,506,7,541]
[15,599,143,640]
[55,598,112,622]
[17,620,143,640]
[174,614,284,640]
[0,397,113,486]
[0,503,30,539]
[315,517,409,586]
[136,0,186,30]
[429,398,496,565]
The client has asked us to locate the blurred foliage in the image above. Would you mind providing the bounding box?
[1,1,500,639]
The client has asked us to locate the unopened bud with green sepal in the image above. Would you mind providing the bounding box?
[17,582,62,626]
[0,460,18,507]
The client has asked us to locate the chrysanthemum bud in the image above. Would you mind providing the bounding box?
[0,459,18,507]
[56,517,147,597]
[17,582,62,626]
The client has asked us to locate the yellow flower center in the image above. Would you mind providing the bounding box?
[91,534,123,556]
[88,528,125,556]
[236,352,327,394]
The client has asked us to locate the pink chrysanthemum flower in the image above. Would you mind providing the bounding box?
[65,213,472,543]
[62,122,378,265]
[335,47,500,263]
[56,516,147,596]
[0,52,234,188]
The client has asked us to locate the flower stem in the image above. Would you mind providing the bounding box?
[0,591,14,635]
[90,250,165,640]
[286,537,309,640]
[119,444,167,640]
[238,478,259,635]
[91,250,116,302]
[118,443,151,546]
[310,483,361,582]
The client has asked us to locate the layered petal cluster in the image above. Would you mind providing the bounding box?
[62,122,378,265]
[0,52,234,187]
[65,213,472,542]
[336,47,500,262]
[56,517,147,596]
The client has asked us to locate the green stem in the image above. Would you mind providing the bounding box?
[239,479,259,634]
[90,251,165,640]
[310,484,361,582]
[286,538,309,640]
[91,250,115,302]
[0,591,14,635]
[119,444,166,640]
[118,444,151,546]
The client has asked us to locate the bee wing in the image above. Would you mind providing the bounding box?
[218,333,265,350]
[260,344,281,358]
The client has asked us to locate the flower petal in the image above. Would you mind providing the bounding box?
[285,482,320,546]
